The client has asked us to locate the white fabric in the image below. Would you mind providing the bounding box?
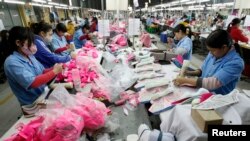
[160,92,250,141]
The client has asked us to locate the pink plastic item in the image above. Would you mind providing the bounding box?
[4,117,44,141]
[38,109,84,141]
[112,34,127,46]
[200,93,213,103]
[140,33,151,47]
[71,96,108,130]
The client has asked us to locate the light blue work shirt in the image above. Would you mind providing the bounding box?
[174,36,193,60]
[51,33,69,56]
[73,28,87,49]
[201,49,244,95]
[4,51,45,105]
[146,18,152,26]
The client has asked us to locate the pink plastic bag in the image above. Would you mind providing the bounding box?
[4,117,44,141]
[112,34,127,46]
[71,95,107,130]
[140,33,151,47]
[37,109,84,141]
[48,86,108,130]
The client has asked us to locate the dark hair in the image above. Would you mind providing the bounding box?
[217,15,223,20]
[31,22,52,35]
[173,24,192,38]
[81,24,90,30]
[68,20,73,24]
[173,24,187,33]
[227,18,241,32]
[206,29,232,49]
[56,23,67,33]
[92,17,98,24]
[0,30,9,42]
[8,26,34,55]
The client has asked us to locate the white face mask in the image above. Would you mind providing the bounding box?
[21,44,37,56]
[45,35,52,43]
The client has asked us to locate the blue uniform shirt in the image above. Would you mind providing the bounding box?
[175,36,193,60]
[4,52,45,105]
[201,49,244,95]
[73,29,87,49]
[51,33,69,56]
[34,35,71,68]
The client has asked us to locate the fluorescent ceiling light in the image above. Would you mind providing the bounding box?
[48,2,60,6]
[55,6,68,9]
[60,4,68,7]
[69,0,72,6]
[32,0,46,3]
[181,0,189,2]
[4,0,25,5]
[30,2,53,8]
[171,1,179,4]
[199,0,210,2]
[186,1,196,4]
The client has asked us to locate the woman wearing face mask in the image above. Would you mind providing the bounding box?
[173,30,244,95]
[51,23,74,56]
[4,26,63,114]
[31,22,76,68]
[73,24,91,49]
[167,24,193,60]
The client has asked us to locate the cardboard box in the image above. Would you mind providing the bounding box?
[191,109,223,133]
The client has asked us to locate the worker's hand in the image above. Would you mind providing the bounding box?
[68,44,75,51]
[53,63,63,74]
[173,77,185,86]
[167,37,174,45]
[88,33,93,39]
[70,52,77,59]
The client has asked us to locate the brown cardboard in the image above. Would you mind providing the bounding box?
[191,109,223,133]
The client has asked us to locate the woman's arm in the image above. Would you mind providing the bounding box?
[173,77,222,90]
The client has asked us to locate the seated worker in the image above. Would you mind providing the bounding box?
[4,26,63,112]
[227,18,249,43]
[31,22,76,68]
[73,24,91,49]
[167,24,193,60]
[90,17,98,32]
[215,15,225,30]
[173,29,244,95]
[67,20,75,35]
[51,23,74,56]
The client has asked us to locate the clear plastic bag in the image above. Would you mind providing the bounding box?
[109,63,137,90]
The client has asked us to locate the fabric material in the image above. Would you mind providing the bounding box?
[4,51,45,105]
[90,22,97,32]
[229,26,249,43]
[202,77,222,90]
[31,70,56,88]
[34,35,70,68]
[73,29,87,49]
[201,49,244,95]
[51,33,69,56]
[174,36,192,60]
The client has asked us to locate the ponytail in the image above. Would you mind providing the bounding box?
[227,18,241,32]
